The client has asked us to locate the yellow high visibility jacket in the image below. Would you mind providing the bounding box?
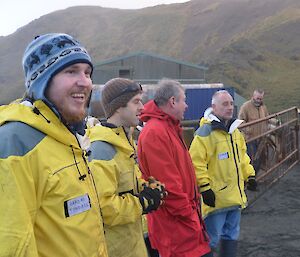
[87,123,148,257]
[189,110,255,218]
[0,100,108,257]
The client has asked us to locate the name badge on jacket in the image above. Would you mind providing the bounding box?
[64,194,91,218]
[218,152,229,160]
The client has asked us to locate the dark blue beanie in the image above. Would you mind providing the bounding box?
[22,33,93,102]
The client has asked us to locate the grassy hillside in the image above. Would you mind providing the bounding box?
[207,5,300,112]
[0,0,299,112]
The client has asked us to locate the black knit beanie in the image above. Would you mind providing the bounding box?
[101,78,142,118]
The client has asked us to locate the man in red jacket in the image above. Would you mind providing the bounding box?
[138,79,212,257]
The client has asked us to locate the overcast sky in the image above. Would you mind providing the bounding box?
[0,0,189,36]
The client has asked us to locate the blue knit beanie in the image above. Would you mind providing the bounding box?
[22,33,93,102]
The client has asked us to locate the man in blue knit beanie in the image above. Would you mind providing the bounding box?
[22,33,93,124]
[0,33,108,257]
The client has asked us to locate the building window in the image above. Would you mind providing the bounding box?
[119,69,131,78]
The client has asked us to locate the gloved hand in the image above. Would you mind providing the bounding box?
[201,189,215,207]
[247,177,257,191]
[139,187,162,214]
[147,176,168,199]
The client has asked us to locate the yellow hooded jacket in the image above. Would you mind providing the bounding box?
[189,109,255,218]
[0,101,108,257]
[87,123,148,257]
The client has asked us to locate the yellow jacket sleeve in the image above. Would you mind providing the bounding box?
[0,160,39,257]
[90,159,143,226]
[189,135,211,192]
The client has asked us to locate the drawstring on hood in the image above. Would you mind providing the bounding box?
[21,99,89,145]
[21,99,51,124]
[0,100,88,154]
[71,145,87,181]
[33,107,51,123]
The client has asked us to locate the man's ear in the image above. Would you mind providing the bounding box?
[168,96,175,107]
[211,103,216,113]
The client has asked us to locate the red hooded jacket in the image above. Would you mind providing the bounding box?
[137,100,210,257]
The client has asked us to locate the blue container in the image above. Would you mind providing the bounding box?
[184,87,235,120]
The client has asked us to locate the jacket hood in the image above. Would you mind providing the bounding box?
[86,119,135,155]
[0,100,83,149]
[200,107,244,134]
[140,100,180,126]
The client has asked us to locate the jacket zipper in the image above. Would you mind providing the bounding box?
[236,143,240,162]
[230,134,243,201]
[74,132,106,229]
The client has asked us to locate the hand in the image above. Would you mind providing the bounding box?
[201,189,215,207]
[247,177,257,191]
[147,176,168,199]
[138,187,162,214]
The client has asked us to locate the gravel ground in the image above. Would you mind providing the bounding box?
[238,163,300,257]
